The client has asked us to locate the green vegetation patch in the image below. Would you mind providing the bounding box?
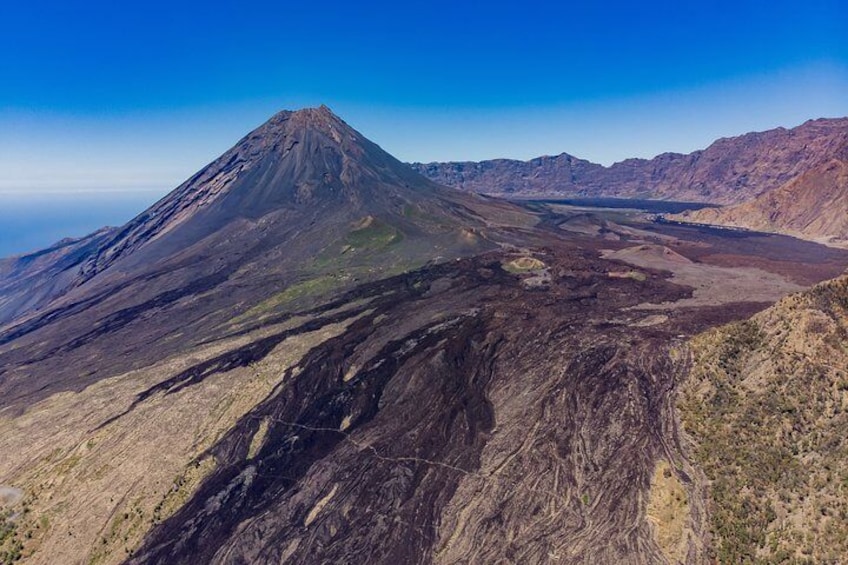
[308,216,408,274]
[234,275,345,321]
[0,508,23,563]
[0,494,38,564]
[344,217,403,252]
[679,290,848,564]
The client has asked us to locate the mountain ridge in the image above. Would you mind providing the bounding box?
[679,274,848,562]
[411,117,848,204]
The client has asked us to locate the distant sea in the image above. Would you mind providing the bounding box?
[0,191,165,259]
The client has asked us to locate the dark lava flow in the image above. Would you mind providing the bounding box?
[127,244,718,564]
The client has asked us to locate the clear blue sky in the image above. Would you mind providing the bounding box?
[1,0,846,193]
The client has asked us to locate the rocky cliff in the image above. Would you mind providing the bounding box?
[672,159,848,246]
[412,118,848,204]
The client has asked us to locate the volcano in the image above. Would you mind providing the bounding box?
[0,106,515,329]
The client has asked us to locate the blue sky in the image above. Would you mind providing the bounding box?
[1,0,846,194]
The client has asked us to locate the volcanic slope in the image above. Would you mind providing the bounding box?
[0,227,116,328]
[0,108,846,565]
[411,117,848,204]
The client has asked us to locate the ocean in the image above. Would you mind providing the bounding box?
[0,191,165,259]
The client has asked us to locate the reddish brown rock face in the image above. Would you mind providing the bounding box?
[674,158,848,245]
[412,118,848,205]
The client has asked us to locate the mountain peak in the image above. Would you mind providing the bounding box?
[258,105,353,141]
[282,104,335,122]
[267,104,336,120]
[232,105,373,168]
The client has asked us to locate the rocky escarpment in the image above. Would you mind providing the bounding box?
[672,159,848,246]
[412,153,605,197]
[412,118,848,204]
